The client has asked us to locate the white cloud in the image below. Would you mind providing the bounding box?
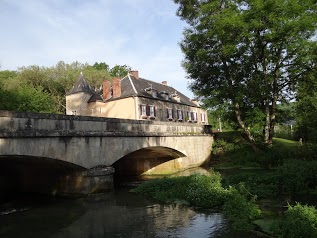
[0,0,193,97]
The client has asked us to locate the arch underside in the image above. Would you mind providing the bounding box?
[113,146,187,177]
[0,155,86,199]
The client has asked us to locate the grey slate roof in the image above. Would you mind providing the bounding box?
[109,74,198,107]
[66,73,102,102]
[67,73,197,107]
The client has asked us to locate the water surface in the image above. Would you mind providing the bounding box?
[0,188,262,238]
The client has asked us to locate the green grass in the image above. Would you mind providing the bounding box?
[273,138,297,148]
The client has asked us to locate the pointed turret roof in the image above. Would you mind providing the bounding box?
[66,73,103,102]
[66,72,93,95]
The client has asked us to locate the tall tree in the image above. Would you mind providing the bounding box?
[110,65,131,78]
[174,0,317,147]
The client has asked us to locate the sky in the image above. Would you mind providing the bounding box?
[0,0,195,98]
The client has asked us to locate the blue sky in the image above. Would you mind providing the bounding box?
[0,0,195,98]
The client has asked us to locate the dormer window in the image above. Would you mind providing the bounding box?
[144,87,157,98]
[160,91,169,100]
[172,92,181,103]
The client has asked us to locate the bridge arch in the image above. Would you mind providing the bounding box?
[113,146,186,177]
[0,155,90,198]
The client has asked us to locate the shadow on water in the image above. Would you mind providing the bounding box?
[0,167,263,238]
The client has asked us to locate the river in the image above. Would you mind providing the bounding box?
[0,185,264,238]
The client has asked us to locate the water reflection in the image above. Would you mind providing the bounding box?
[0,189,262,238]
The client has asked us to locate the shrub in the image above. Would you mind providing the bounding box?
[272,203,317,238]
[223,184,261,231]
[277,159,317,194]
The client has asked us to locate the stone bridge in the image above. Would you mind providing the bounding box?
[0,110,213,196]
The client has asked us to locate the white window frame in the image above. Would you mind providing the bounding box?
[177,110,183,121]
[187,111,192,122]
[193,112,197,122]
[141,104,147,119]
[149,105,155,119]
[167,108,173,120]
[201,112,206,123]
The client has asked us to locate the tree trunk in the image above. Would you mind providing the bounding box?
[268,78,279,145]
[264,102,271,145]
[234,102,259,152]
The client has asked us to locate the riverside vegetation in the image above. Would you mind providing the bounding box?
[133,132,317,237]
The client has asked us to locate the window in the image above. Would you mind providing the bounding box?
[187,111,192,122]
[140,104,147,119]
[177,110,183,121]
[201,113,206,123]
[167,108,173,120]
[149,105,155,119]
[193,112,197,122]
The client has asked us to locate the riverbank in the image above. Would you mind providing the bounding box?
[133,133,317,237]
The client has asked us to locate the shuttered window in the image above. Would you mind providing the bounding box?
[167,108,173,120]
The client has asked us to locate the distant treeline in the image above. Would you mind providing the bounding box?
[0,61,131,114]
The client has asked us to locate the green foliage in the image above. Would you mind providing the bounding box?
[0,85,57,113]
[223,171,280,198]
[174,0,317,145]
[277,159,317,194]
[223,185,261,231]
[133,172,261,230]
[272,203,317,238]
[185,172,228,208]
[0,60,132,114]
[93,62,109,71]
[109,64,131,78]
[296,71,317,142]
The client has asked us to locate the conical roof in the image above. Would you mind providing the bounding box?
[67,73,93,95]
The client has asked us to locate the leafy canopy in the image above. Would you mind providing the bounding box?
[174,0,317,146]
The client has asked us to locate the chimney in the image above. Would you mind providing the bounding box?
[130,70,139,80]
[162,81,167,86]
[103,80,111,100]
[112,77,121,98]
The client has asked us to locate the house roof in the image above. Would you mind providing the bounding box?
[108,74,198,107]
[67,72,198,107]
[66,73,102,102]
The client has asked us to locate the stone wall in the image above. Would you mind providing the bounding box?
[0,110,211,138]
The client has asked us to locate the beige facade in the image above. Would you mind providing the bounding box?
[66,71,208,124]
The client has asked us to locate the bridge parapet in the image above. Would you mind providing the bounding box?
[0,111,212,138]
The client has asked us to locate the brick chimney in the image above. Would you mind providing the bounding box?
[162,81,167,85]
[130,70,139,80]
[112,77,121,98]
[103,80,111,100]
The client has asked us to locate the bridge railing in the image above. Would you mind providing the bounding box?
[0,111,212,138]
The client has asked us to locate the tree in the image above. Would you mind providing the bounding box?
[174,0,317,148]
[296,71,317,142]
[93,62,109,71]
[109,65,131,78]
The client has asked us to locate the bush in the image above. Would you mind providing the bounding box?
[223,171,280,198]
[272,203,317,238]
[223,184,261,231]
[185,173,228,207]
[277,159,317,194]
[133,173,261,231]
